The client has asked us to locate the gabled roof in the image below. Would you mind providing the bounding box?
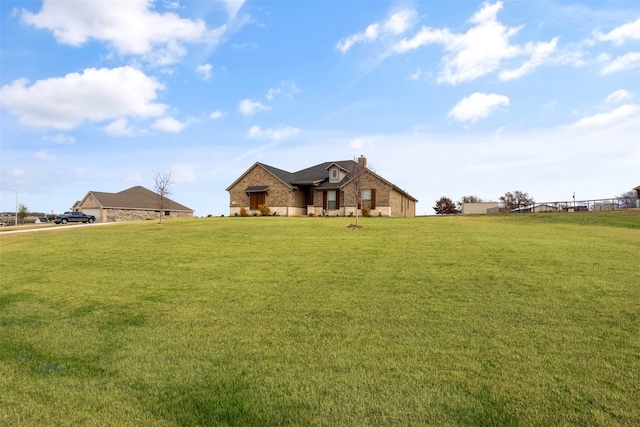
[227,160,418,201]
[84,186,193,212]
[225,163,296,192]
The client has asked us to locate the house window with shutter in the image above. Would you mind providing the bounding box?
[323,190,341,210]
[327,190,336,210]
[361,189,376,209]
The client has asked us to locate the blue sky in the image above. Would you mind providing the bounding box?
[1,0,639,216]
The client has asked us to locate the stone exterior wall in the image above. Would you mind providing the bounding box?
[311,171,416,217]
[81,194,101,209]
[229,164,417,217]
[227,165,306,216]
[389,190,416,217]
[103,209,192,222]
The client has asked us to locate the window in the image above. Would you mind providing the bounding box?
[327,190,336,210]
[362,189,371,208]
[361,189,376,209]
[323,190,340,210]
[329,167,340,183]
[164,211,170,216]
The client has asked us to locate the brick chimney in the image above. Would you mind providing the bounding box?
[357,155,367,168]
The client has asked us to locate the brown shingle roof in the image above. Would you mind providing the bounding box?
[88,186,193,212]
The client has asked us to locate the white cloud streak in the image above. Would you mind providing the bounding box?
[209,110,226,120]
[393,1,557,84]
[247,125,300,141]
[569,104,639,128]
[595,17,640,45]
[105,118,136,137]
[606,89,634,104]
[601,52,640,74]
[152,116,188,133]
[337,9,416,53]
[448,93,510,123]
[238,99,270,116]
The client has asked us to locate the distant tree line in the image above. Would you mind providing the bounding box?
[433,187,638,215]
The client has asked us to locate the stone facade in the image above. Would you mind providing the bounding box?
[228,161,417,217]
[76,186,194,222]
[227,165,306,216]
[101,208,192,222]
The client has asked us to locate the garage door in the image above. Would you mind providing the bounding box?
[82,209,102,223]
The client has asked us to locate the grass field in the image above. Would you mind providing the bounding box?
[1,212,639,426]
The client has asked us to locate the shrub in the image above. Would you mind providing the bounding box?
[239,207,248,217]
[258,204,271,216]
[362,204,371,217]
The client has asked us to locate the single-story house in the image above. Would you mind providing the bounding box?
[635,185,640,208]
[75,186,194,222]
[226,157,418,217]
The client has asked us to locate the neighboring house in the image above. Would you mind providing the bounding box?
[635,185,640,208]
[76,186,194,222]
[226,157,418,217]
[461,202,499,215]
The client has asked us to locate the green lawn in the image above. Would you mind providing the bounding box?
[1,212,639,426]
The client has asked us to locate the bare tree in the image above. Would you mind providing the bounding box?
[153,169,174,224]
[347,156,368,227]
[618,190,636,208]
[499,191,534,211]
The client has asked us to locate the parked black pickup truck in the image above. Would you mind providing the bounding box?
[54,211,96,224]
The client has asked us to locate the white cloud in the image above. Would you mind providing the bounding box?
[393,1,556,84]
[601,52,640,74]
[34,150,55,161]
[247,125,300,141]
[164,1,181,10]
[0,66,166,129]
[152,116,188,133]
[595,18,640,45]
[20,0,227,65]
[266,81,301,101]
[238,99,270,116]
[171,163,197,183]
[606,89,634,104]
[448,93,509,123]
[222,0,246,20]
[209,110,226,120]
[499,38,558,80]
[569,104,639,128]
[105,118,136,137]
[384,10,417,35]
[196,63,213,80]
[409,69,423,80]
[337,9,416,53]
[43,133,75,144]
